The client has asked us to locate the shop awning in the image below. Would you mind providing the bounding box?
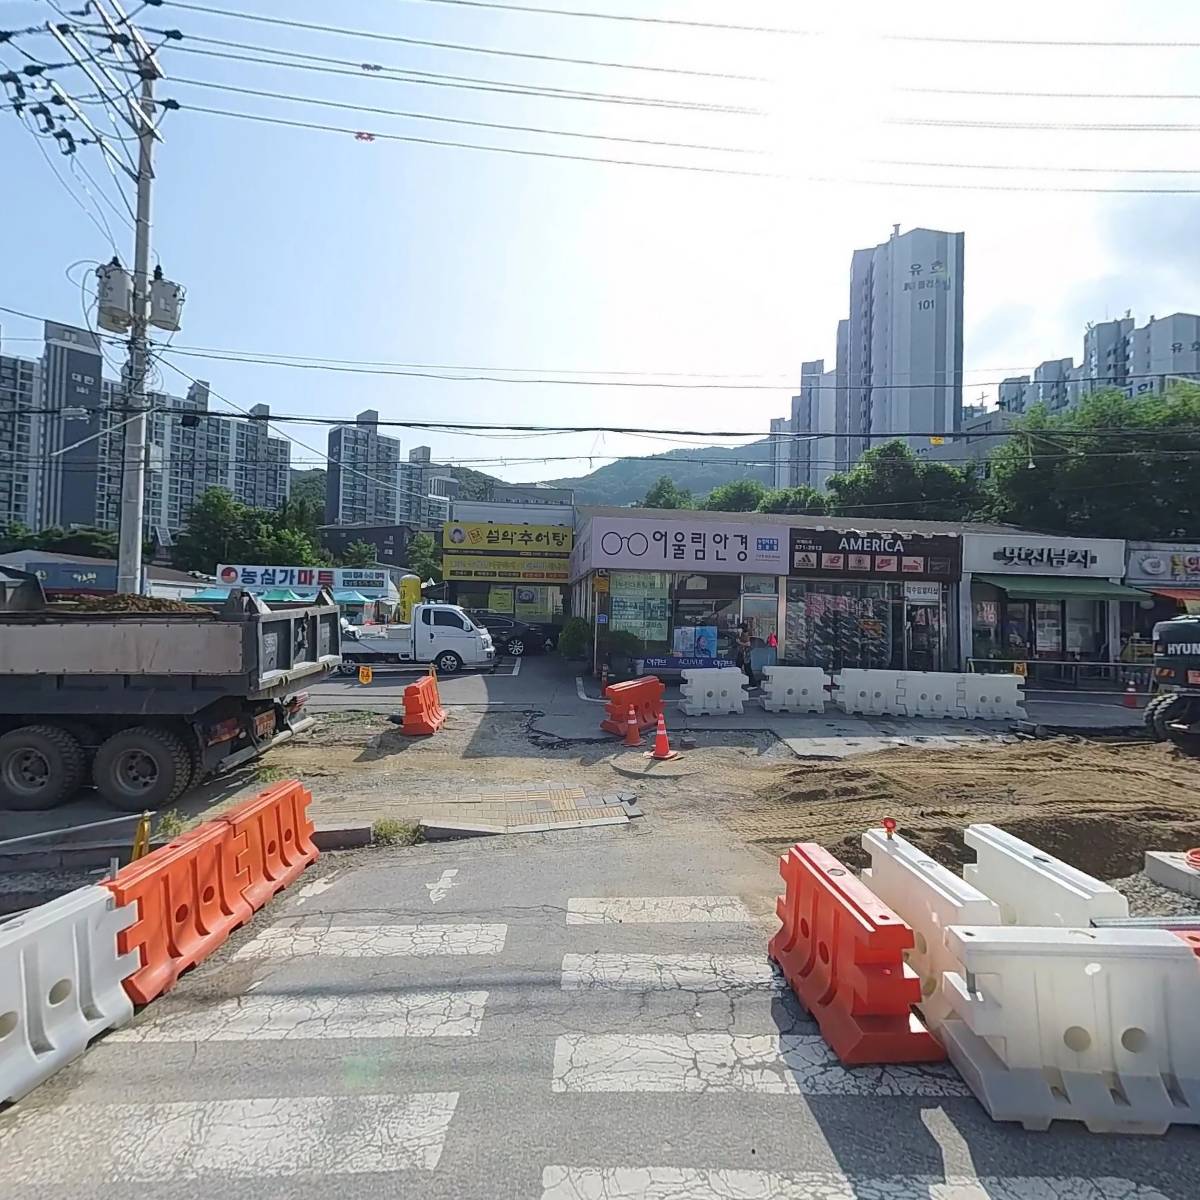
[187,587,231,602]
[1147,586,1200,603]
[974,573,1150,601]
[333,589,370,604]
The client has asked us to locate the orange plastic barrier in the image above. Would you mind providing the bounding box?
[103,820,253,1005]
[219,780,320,912]
[599,677,664,736]
[768,841,944,1065]
[401,675,447,736]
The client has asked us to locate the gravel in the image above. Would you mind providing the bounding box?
[1107,871,1200,918]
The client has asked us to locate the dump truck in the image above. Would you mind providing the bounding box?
[0,568,340,812]
[1145,613,1200,751]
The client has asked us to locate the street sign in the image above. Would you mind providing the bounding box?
[358,665,374,685]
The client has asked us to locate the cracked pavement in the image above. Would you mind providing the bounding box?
[2,820,1197,1198]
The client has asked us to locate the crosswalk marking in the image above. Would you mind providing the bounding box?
[565,896,753,925]
[232,921,507,959]
[561,953,781,992]
[2,1094,460,1182]
[108,990,489,1041]
[551,1033,969,1096]
[540,1169,1169,1200]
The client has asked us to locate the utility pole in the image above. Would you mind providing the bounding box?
[116,59,158,593]
[50,4,174,592]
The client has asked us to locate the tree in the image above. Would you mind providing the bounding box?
[983,385,1200,540]
[700,478,767,512]
[0,521,34,554]
[757,485,827,515]
[171,487,326,573]
[824,441,983,522]
[641,475,694,509]
[406,531,442,582]
[0,522,120,558]
[340,539,378,567]
[289,469,326,513]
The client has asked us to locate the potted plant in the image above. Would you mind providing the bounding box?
[605,630,645,682]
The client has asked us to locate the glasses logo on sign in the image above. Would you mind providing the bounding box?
[600,531,650,557]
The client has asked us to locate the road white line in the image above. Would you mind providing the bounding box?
[232,921,507,960]
[4,1094,459,1182]
[566,896,753,925]
[562,953,781,992]
[108,990,488,1041]
[510,654,522,677]
[293,873,340,906]
[541,1169,1169,1200]
[551,1034,969,1096]
[425,868,460,904]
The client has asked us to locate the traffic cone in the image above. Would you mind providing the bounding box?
[644,712,680,761]
[1123,679,1139,709]
[623,705,641,747]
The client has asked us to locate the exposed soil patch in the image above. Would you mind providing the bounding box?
[721,738,1200,879]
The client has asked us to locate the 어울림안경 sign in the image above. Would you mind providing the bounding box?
[587,517,787,574]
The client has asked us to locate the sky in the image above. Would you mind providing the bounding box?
[2,0,1200,485]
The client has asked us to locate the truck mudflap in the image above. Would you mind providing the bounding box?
[213,713,315,775]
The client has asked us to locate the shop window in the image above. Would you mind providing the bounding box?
[670,574,739,659]
[784,580,897,671]
[609,571,670,651]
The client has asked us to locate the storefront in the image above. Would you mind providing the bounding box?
[441,520,570,624]
[960,534,1144,673]
[571,514,788,670]
[1123,542,1200,653]
[572,512,964,673]
[785,529,962,672]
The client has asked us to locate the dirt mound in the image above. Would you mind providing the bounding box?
[54,593,205,614]
[724,738,1200,879]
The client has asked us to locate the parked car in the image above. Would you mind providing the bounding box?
[464,611,542,657]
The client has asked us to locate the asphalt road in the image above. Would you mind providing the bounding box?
[4,820,1194,1199]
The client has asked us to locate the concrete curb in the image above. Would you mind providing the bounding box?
[313,824,373,850]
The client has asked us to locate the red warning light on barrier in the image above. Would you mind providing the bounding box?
[883,817,897,840]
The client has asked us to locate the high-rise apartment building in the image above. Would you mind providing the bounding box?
[0,342,41,527]
[1,322,289,540]
[769,227,962,483]
[325,409,403,526]
[1000,312,1200,414]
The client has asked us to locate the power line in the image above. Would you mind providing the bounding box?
[900,85,1200,102]
[164,75,756,154]
[166,101,777,178]
[889,116,1200,134]
[142,101,1200,192]
[382,0,807,34]
[144,7,760,79]
[139,34,757,113]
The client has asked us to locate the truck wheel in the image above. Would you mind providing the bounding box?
[93,726,194,812]
[1146,693,1183,742]
[435,651,463,674]
[0,725,87,811]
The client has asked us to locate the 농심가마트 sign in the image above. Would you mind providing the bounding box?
[587,517,787,574]
[789,529,961,583]
[216,565,391,596]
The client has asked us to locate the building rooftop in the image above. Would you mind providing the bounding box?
[0,551,207,584]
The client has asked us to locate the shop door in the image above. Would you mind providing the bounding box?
[904,601,943,672]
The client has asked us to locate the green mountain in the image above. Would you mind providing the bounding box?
[289,465,501,515]
[543,440,773,506]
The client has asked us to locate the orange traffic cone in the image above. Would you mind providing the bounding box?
[1123,680,1139,709]
[623,705,641,747]
[645,712,680,761]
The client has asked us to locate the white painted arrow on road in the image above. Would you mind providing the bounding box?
[425,869,459,904]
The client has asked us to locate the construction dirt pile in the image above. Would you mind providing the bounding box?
[54,594,205,614]
[723,738,1200,879]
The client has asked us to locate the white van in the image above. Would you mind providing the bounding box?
[339,603,495,674]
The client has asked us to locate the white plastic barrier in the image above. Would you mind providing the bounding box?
[861,828,1001,1029]
[680,668,748,716]
[958,673,1025,720]
[963,824,1130,927]
[1,886,138,1105]
[831,669,906,717]
[899,673,970,719]
[760,666,828,714]
[941,925,1200,1133]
